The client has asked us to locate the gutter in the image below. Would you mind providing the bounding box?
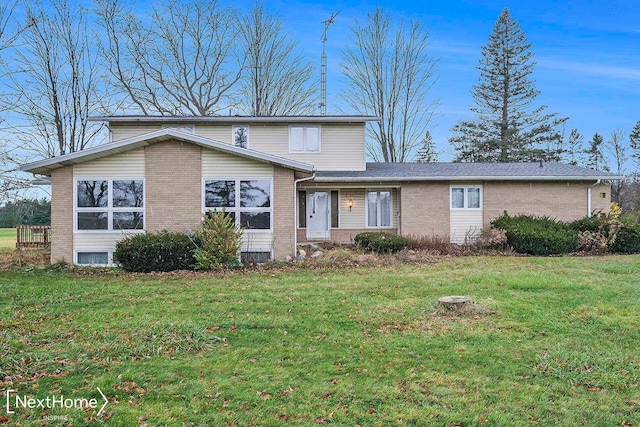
[312,175,624,183]
[293,170,317,256]
[587,179,602,217]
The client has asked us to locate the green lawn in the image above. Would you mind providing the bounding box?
[0,228,16,251]
[1,256,639,426]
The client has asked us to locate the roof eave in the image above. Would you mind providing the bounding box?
[313,175,622,182]
[89,115,381,124]
[20,129,315,175]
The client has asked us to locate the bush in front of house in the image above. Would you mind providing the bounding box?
[354,231,408,253]
[491,212,579,255]
[114,231,201,272]
[609,225,640,254]
[193,211,243,270]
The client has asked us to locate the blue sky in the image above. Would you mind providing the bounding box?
[253,0,639,160]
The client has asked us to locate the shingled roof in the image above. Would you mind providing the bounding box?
[314,162,621,182]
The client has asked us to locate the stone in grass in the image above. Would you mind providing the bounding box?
[436,296,495,315]
[310,251,324,258]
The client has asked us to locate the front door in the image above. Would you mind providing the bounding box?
[306,191,330,239]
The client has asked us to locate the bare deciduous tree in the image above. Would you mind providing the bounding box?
[2,0,102,158]
[238,1,316,116]
[97,0,243,116]
[606,128,628,204]
[340,8,438,162]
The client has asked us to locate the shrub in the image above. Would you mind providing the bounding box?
[194,211,243,270]
[569,216,604,234]
[609,225,640,254]
[114,231,201,272]
[491,212,579,255]
[354,232,408,253]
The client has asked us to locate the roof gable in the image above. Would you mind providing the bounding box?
[21,129,316,176]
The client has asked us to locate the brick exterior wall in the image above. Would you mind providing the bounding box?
[145,140,202,232]
[399,182,450,238]
[50,166,73,263]
[273,166,295,260]
[483,181,611,227]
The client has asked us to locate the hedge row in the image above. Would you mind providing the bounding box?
[491,212,640,255]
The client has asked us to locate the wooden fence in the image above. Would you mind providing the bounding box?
[16,225,51,249]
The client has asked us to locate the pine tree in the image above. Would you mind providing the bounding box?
[415,131,439,163]
[630,120,640,173]
[565,128,584,166]
[585,133,609,171]
[449,8,568,162]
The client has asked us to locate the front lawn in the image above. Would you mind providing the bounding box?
[1,256,639,426]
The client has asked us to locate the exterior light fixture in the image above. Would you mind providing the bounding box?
[347,198,354,211]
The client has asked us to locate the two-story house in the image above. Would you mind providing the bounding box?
[21,116,616,265]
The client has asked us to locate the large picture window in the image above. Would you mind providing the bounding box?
[451,186,482,209]
[75,179,144,231]
[289,126,320,152]
[204,179,272,230]
[366,190,392,228]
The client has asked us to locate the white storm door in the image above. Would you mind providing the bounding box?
[306,191,330,239]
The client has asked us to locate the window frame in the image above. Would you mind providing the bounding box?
[365,189,393,229]
[74,249,113,266]
[74,178,146,233]
[450,185,483,210]
[232,125,249,149]
[288,125,321,153]
[202,178,273,233]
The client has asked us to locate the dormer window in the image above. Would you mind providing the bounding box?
[289,125,320,153]
[233,125,249,148]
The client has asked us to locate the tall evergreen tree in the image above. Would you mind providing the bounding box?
[630,120,640,174]
[415,131,439,163]
[585,133,609,171]
[449,8,567,162]
[564,128,584,166]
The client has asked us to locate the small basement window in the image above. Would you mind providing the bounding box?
[77,251,109,265]
[241,251,272,264]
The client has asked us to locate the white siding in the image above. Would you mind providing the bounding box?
[202,149,273,178]
[73,148,145,178]
[450,210,483,244]
[248,123,366,171]
[73,232,137,250]
[195,125,233,143]
[110,124,162,141]
[241,233,273,251]
[339,189,366,228]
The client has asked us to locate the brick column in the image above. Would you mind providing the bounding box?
[145,140,202,232]
[50,166,74,264]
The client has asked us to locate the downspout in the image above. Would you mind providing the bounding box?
[293,170,317,256]
[587,179,602,217]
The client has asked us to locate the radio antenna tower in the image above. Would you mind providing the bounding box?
[320,12,339,115]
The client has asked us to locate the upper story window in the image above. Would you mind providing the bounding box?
[204,179,272,230]
[233,126,249,148]
[75,179,144,231]
[289,125,320,153]
[451,186,482,209]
